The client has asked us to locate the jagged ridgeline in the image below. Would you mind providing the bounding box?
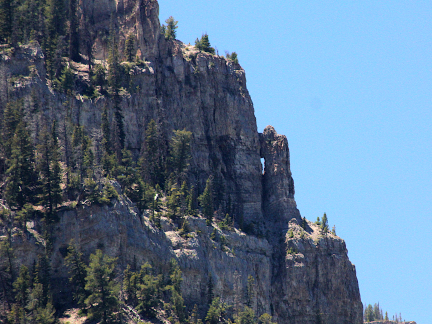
[0,0,363,323]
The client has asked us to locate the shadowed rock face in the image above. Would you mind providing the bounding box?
[0,1,363,323]
[260,126,300,233]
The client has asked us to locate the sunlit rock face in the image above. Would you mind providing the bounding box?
[0,0,363,322]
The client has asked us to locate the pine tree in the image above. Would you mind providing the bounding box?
[186,185,197,216]
[124,33,135,62]
[258,313,276,324]
[0,0,13,43]
[139,119,166,187]
[59,66,75,94]
[135,263,161,318]
[0,208,14,309]
[246,275,256,308]
[164,16,178,40]
[195,37,202,51]
[1,100,23,158]
[13,265,30,307]
[168,258,182,294]
[65,240,87,307]
[205,297,229,324]
[226,52,239,64]
[85,249,119,323]
[68,0,80,61]
[92,64,107,93]
[107,27,125,152]
[320,213,329,233]
[234,306,256,324]
[37,122,62,220]
[199,177,213,224]
[198,34,215,54]
[123,265,139,306]
[169,129,192,184]
[5,121,38,209]
[44,0,66,77]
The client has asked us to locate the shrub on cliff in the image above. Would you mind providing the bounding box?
[226,51,239,64]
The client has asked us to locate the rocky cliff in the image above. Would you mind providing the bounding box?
[0,0,363,323]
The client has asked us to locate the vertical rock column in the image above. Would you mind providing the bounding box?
[260,125,300,232]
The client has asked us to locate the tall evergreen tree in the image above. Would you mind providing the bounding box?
[65,240,87,307]
[85,249,119,323]
[33,253,52,309]
[124,33,135,62]
[44,0,66,77]
[196,33,215,54]
[169,129,192,184]
[246,275,256,308]
[5,121,38,209]
[13,265,30,308]
[0,208,14,310]
[164,16,178,40]
[139,119,166,187]
[101,104,112,155]
[1,100,23,158]
[37,122,62,219]
[199,177,213,225]
[0,0,13,43]
[321,213,329,233]
[68,0,80,61]
[107,25,125,152]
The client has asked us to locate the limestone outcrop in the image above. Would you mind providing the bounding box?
[0,0,363,323]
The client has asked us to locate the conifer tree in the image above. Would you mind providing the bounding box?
[164,16,178,40]
[169,129,192,184]
[93,64,107,93]
[226,52,239,64]
[197,34,215,54]
[85,249,119,323]
[59,66,75,94]
[44,0,66,77]
[123,265,139,306]
[0,208,14,309]
[234,306,256,324]
[13,265,30,308]
[124,33,135,62]
[186,185,197,216]
[34,253,52,308]
[140,119,167,187]
[68,0,80,61]
[246,275,256,308]
[135,263,161,318]
[321,213,329,233]
[37,122,62,219]
[199,177,213,225]
[108,27,125,152]
[0,0,13,43]
[65,240,87,307]
[205,297,229,324]
[258,313,277,324]
[5,121,38,209]
[168,258,182,294]
[2,100,23,158]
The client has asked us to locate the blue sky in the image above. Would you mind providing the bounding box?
[159,1,432,323]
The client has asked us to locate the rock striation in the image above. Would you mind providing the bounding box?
[0,0,363,323]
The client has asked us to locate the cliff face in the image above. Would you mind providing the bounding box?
[0,0,363,323]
